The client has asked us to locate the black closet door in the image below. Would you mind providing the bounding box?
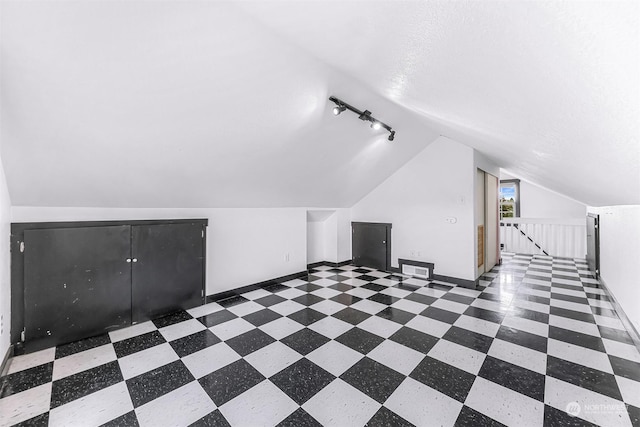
[24,226,131,350]
[352,222,391,271]
[132,223,204,323]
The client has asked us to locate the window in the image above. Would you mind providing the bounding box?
[500,179,520,219]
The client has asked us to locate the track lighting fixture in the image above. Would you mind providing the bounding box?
[329,96,396,141]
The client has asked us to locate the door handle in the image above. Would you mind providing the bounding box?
[126,258,132,263]
[132,258,138,263]
[382,241,386,244]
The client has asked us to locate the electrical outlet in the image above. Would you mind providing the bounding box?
[410,250,415,257]
[285,253,290,262]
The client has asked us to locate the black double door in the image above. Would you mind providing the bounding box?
[352,222,391,271]
[23,222,204,349]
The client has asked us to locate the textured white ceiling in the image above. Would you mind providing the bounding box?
[1,1,638,208]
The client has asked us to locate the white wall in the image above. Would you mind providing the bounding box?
[0,154,11,360]
[336,208,352,263]
[306,221,325,264]
[588,205,640,333]
[501,171,586,218]
[351,136,476,280]
[11,207,307,295]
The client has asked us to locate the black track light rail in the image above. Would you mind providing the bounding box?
[329,96,396,141]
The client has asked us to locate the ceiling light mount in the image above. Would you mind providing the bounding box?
[329,96,396,141]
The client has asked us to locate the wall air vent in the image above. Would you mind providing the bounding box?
[402,265,429,280]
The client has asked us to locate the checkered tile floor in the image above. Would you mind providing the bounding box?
[2,254,640,426]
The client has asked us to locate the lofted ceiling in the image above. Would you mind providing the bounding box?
[1,1,638,208]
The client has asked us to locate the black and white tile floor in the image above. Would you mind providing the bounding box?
[2,254,640,426]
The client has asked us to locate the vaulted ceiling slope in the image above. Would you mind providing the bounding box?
[1,1,638,208]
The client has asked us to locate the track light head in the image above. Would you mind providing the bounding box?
[388,131,395,141]
[333,105,346,115]
[329,96,396,142]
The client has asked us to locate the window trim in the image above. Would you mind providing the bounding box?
[499,179,520,218]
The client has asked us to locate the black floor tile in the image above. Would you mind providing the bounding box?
[55,334,111,359]
[225,329,275,357]
[281,328,330,355]
[198,359,265,406]
[421,306,461,324]
[292,294,325,307]
[296,283,323,292]
[287,308,327,326]
[507,307,549,324]
[218,295,250,308]
[543,405,597,427]
[405,293,437,306]
[442,292,475,305]
[332,307,371,325]
[366,407,414,427]
[277,408,323,427]
[549,306,595,324]
[368,293,399,305]
[198,310,237,327]
[270,358,335,405]
[362,283,387,292]
[126,360,194,408]
[609,355,640,382]
[254,294,287,307]
[169,330,221,358]
[51,361,124,408]
[455,405,505,426]
[598,325,634,345]
[330,293,362,306]
[443,326,494,354]
[335,328,385,354]
[478,356,545,401]
[410,356,476,403]
[548,326,605,352]
[113,330,166,358]
[463,306,505,324]
[551,282,583,292]
[329,283,354,292]
[395,283,420,292]
[264,284,289,293]
[243,308,282,327]
[152,310,193,328]
[340,357,405,403]
[550,293,589,305]
[627,404,640,427]
[515,293,551,305]
[353,268,371,274]
[546,356,622,401]
[102,410,139,427]
[189,410,231,427]
[496,325,547,353]
[358,274,379,282]
[376,307,415,324]
[591,306,619,318]
[0,362,53,398]
[389,326,438,354]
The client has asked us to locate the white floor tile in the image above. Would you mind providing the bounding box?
[242,288,272,300]
[379,287,412,299]
[385,377,462,426]
[306,340,363,377]
[593,315,626,330]
[257,316,304,340]
[414,287,447,298]
[350,299,387,315]
[208,317,255,341]
[428,339,486,375]
[118,343,179,380]
[0,383,51,426]
[617,375,640,408]
[603,339,640,363]
[588,299,615,310]
[501,316,549,338]
[6,347,55,375]
[53,344,117,381]
[391,298,427,314]
[282,278,308,287]
[307,316,353,339]
[109,322,156,343]
[453,315,500,338]
[311,278,339,287]
[158,318,206,342]
[465,377,544,426]
[226,301,264,317]
[551,287,586,298]
[511,299,551,314]
[372,278,396,287]
[311,287,341,299]
[488,339,547,375]
[549,315,600,337]
[186,302,223,318]
[277,288,307,300]
[550,299,593,314]
[345,287,377,299]
[405,315,451,338]
[367,339,424,376]
[269,300,307,316]
[244,341,302,378]
[311,299,347,315]
[49,382,132,427]
[136,381,215,427]
[220,380,297,427]
[182,342,240,379]
[545,377,632,427]
[471,298,511,313]
[357,316,403,338]
[303,379,380,427]
[341,278,368,287]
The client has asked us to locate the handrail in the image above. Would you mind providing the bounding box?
[499,217,586,258]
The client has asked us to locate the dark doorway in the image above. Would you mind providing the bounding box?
[586,213,600,278]
[352,222,391,271]
[24,226,132,350]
